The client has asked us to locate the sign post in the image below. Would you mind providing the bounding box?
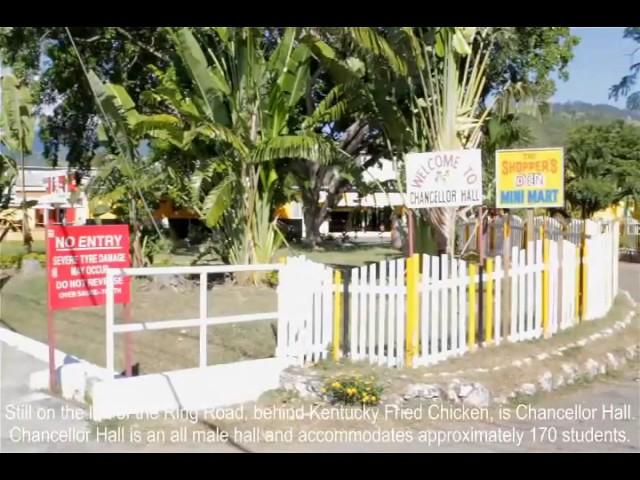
[405,149,483,359]
[496,147,565,337]
[46,224,131,390]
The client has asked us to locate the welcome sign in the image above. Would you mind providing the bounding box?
[405,149,483,208]
[496,148,564,209]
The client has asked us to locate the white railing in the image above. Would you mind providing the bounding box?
[104,263,283,375]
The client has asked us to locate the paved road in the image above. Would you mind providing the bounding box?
[619,262,640,302]
[0,343,237,453]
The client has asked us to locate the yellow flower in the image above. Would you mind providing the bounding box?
[332,382,342,389]
[370,396,377,403]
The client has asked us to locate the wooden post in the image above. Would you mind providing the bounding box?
[45,221,57,392]
[485,257,494,345]
[581,239,588,322]
[575,245,580,324]
[578,222,586,322]
[341,268,351,357]
[405,254,419,367]
[332,270,342,362]
[468,262,477,351]
[542,228,550,339]
[557,218,564,330]
[477,206,485,345]
[501,212,511,339]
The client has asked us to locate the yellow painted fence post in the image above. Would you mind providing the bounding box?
[542,228,550,338]
[468,263,477,351]
[575,245,580,324]
[485,258,494,345]
[332,270,342,361]
[405,254,419,367]
[581,240,588,321]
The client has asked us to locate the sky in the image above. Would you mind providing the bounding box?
[551,27,638,108]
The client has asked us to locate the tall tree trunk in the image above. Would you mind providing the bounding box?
[20,150,32,254]
[130,199,144,267]
[303,204,323,248]
[424,206,456,254]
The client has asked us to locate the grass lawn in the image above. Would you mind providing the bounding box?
[281,242,402,267]
[0,240,46,256]
[166,240,402,268]
[0,271,279,374]
[0,239,399,375]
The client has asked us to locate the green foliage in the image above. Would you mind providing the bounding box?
[1,73,36,252]
[0,155,17,209]
[565,121,640,218]
[322,375,384,406]
[0,74,35,155]
[1,26,583,262]
[610,27,640,111]
[0,27,174,168]
[0,253,22,269]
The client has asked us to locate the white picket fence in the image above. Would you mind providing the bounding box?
[277,256,335,366]
[458,215,617,258]
[285,220,619,369]
[349,258,406,366]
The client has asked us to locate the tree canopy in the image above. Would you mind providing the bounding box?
[565,120,640,219]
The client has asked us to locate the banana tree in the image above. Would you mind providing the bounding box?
[0,74,35,253]
[82,70,170,266]
[138,27,348,270]
[0,153,16,210]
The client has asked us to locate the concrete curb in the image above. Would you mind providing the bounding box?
[0,327,112,403]
[0,327,72,368]
[422,306,637,380]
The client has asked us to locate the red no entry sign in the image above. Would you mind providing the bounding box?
[47,225,131,310]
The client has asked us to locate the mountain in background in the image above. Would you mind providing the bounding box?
[519,101,640,148]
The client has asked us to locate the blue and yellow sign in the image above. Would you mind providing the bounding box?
[495,148,564,209]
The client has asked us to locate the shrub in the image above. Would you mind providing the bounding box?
[322,375,384,406]
[0,253,23,269]
[265,270,279,287]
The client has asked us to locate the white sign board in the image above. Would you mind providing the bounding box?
[405,149,483,208]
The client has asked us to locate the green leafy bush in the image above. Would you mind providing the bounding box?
[0,253,22,269]
[322,375,384,406]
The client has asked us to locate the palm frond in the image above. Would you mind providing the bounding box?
[252,133,349,165]
[349,27,408,75]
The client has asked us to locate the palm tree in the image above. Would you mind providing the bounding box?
[379,27,544,254]
[610,27,640,110]
[0,73,35,253]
